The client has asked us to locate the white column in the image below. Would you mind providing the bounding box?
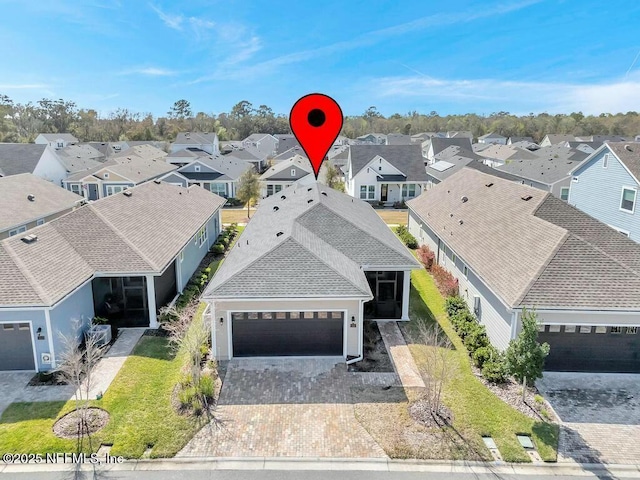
[401,270,411,320]
[146,275,158,328]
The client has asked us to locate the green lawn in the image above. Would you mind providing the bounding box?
[404,269,559,462]
[0,305,210,458]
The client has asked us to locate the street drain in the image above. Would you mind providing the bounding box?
[142,444,154,458]
[517,435,542,462]
[482,436,503,462]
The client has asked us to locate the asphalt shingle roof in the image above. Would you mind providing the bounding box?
[349,145,428,181]
[0,182,225,306]
[409,168,640,310]
[0,173,82,233]
[204,183,419,299]
[606,142,640,183]
[0,144,49,176]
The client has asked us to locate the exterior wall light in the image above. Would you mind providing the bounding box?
[350,316,357,328]
[36,327,45,340]
[219,317,224,325]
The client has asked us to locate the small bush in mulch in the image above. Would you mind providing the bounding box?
[348,321,394,373]
[144,328,170,337]
[409,399,454,429]
[52,407,110,439]
[28,371,68,386]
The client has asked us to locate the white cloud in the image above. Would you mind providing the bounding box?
[371,73,640,114]
[149,3,216,40]
[149,3,184,30]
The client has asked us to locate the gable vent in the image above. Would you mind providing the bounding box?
[521,195,533,201]
[485,183,493,187]
[27,194,35,201]
[276,231,284,237]
[21,234,37,244]
[123,190,133,197]
[273,206,279,212]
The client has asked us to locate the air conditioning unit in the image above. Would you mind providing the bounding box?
[88,324,112,346]
[473,295,481,315]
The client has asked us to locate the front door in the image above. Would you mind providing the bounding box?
[381,184,388,202]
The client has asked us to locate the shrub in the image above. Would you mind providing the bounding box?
[482,353,509,383]
[395,225,408,235]
[463,323,490,353]
[178,386,197,409]
[191,396,203,416]
[393,200,407,209]
[219,236,230,248]
[211,243,224,254]
[431,264,459,297]
[472,345,497,368]
[450,309,476,333]
[198,376,215,400]
[416,245,435,270]
[92,316,109,325]
[223,197,243,207]
[445,295,467,318]
[394,226,418,249]
[457,318,482,341]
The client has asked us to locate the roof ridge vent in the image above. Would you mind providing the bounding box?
[280,195,286,200]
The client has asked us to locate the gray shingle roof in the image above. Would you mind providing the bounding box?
[0,182,225,306]
[495,155,587,185]
[349,145,429,181]
[174,132,218,145]
[37,133,78,143]
[0,144,49,176]
[543,134,576,144]
[430,137,473,156]
[409,167,640,310]
[426,156,473,181]
[0,173,82,233]
[606,142,640,183]
[204,183,419,299]
[261,156,312,181]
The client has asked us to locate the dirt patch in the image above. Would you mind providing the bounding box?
[348,321,395,373]
[28,371,68,386]
[409,398,454,428]
[53,408,109,439]
[352,386,487,461]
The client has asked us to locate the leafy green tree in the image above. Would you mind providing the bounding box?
[324,161,345,192]
[505,308,550,386]
[168,99,192,120]
[236,167,261,218]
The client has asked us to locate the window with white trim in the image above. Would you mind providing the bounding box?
[360,185,375,200]
[209,183,226,197]
[36,218,45,226]
[267,184,274,196]
[560,187,569,201]
[194,165,201,172]
[620,187,636,213]
[9,225,27,236]
[70,184,82,196]
[291,168,296,176]
[103,172,110,179]
[106,185,126,196]
[197,226,207,247]
[402,184,417,198]
[275,185,282,193]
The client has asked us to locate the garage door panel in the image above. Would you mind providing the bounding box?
[540,328,640,373]
[0,323,35,371]
[232,313,344,357]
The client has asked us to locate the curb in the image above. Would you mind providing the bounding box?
[2,456,640,475]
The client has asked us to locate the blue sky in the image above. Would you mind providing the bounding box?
[0,0,639,118]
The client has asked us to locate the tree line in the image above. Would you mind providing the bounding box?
[1,95,639,144]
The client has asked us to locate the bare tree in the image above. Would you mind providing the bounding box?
[56,320,106,466]
[413,320,458,421]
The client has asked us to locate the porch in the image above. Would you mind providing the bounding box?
[363,270,410,320]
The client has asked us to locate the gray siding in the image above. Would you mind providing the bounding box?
[409,209,513,350]
[177,212,220,291]
[179,162,217,173]
[161,173,188,187]
[49,281,95,369]
[570,148,640,241]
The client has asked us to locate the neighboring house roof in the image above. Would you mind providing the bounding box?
[430,137,473,157]
[205,183,419,299]
[495,155,587,185]
[349,145,429,181]
[565,141,602,150]
[434,145,483,162]
[426,156,473,181]
[532,145,588,162]
[408,167,640,310]
[387,134,412,145]
[275,136,302,155]
[261,156,312,181]
[273,146,307,162]
[509,140,540,151]
[111,144,167,161]
[66,156,176,183]
[126,140,169,151]
[603,142,640,183]
[0,182,225,307]
[0,144,49,176]
[37,133,78,143]
[0,173,82,233]
[446,131,473,139]
[224,146,263,162]
[179,156,252,182]
[477,144,539,161]
[478,132,506,140]
[543,134,576,144]
[508,136,534,144]
[55,144,106,172]
[174,132,218,145]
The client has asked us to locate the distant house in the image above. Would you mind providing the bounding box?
[569,142,640,241]
[386,134,412,145]
[272,145,307,164]
[0,173,84,239]
[426,158,521,189]
[356,133,387,145]
[224,146,267,171]
[55,144,106,173]
[507,136,534,145]
[477,132,507,145]
[345,145,428,204]
[0,144,67,185]
[562,141,602,155]
[260,156,313,197]
[165,148,210,167]
[274,135,302,156]
[160,156,253,198]
[0,182,225,371]
[426,137,473,162]
[408,167,640,373]
[242,133,278,157]
[34,133,78,149]
[540,134,576,147]
[446,131,473,139]
[476,144,539,167]
[63,155,176,200]
[172,132,219,155]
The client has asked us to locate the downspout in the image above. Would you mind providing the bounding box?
[346,299,365,365]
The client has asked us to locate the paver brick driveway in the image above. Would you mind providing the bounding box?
[537,372,640,464]
[178,358,390,458]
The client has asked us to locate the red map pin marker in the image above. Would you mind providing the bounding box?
[289,93,344,179]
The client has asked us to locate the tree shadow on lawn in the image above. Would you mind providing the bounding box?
[0,401,68,424]
[403,284,457,351]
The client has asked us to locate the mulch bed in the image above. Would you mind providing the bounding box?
[348,321,395,373]
[409,399,454,428]
[28,371,68,386]
[53,407,110,439]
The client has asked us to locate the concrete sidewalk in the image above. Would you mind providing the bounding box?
[377,321,425,388]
